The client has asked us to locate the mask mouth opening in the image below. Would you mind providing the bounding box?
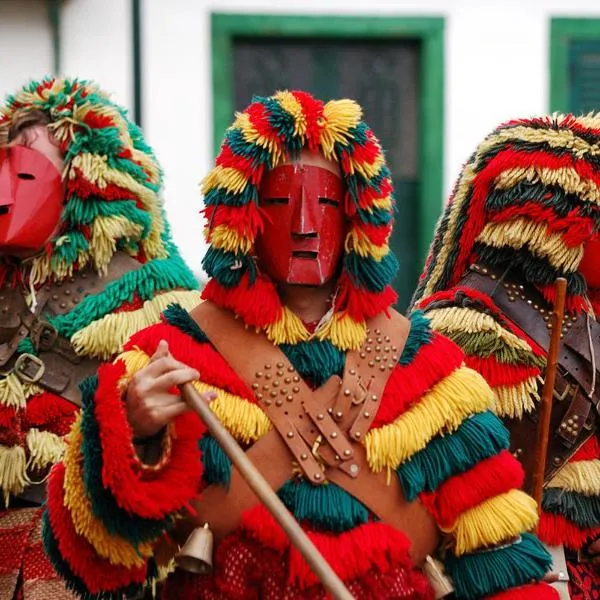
[0,206,9,215]
[292,250,318,260]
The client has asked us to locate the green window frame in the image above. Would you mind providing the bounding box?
[550,17,600,113]
[211,13,444,264]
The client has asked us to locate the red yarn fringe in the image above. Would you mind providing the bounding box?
[23,392,78,436]
[572,435,600,462]
[486,582,559,599]
[420,450,525,528]
[203,203,264,238]
[46,463,147,593]
[336,274,397,322]
[538,512,600,551]
[465,355,541,387]
[201,275,282,330]
[291,91,325,150]
[94,359,205,519]
[373,332,464,428]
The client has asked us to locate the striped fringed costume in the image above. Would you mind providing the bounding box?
[44,92,556,599]
[0,77,198,599]
[412,114,600,598]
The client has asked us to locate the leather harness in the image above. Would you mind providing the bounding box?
[453,264,600,491]
[177,301,441,567]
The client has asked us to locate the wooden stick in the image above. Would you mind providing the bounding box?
[532,277,568,520]
[179,382,354,600]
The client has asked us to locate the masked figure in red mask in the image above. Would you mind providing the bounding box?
[0,78,198,599]
[44,92,557,599]
[412,114,600,599]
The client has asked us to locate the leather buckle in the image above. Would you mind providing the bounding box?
[14,353,45,383]
[30,321,58,351]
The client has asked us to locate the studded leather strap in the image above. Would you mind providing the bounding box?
[184,301,440,566]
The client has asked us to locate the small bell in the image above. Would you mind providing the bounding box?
[174,523,214,574]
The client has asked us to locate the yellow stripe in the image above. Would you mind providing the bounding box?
[26,428,65,471]
[349,153,385,181]
[320,99,362,159]
[210,224,253,254]
[63,415,153,567]
[476,218,584,272]
[231,112,283,165]
[90,215,144,272]
[364,366,493,472]
[495,165,600,206]
[425,306,535,354]
[0,373,42,410]
[192,380,272,444]
[71,290,201,359]
[265,307,310,345]
[315,314,366,351]
[0,444,28,504]
[445,489,539,556]
[346,228,389,260]
[117,349,271,444]
[493,377,540,419]
[274,91,307,139]
[202,165,251,196]
[372,195,394,211]
[548,459,600,495]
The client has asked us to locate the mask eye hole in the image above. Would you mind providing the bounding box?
[262,197,289,205]
[319,197,339,207]
[17,172,35,180]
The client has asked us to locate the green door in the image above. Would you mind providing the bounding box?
[569,40,600,113]
[232,38,421,312]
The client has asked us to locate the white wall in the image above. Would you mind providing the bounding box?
[0,0,53,102]
[3,0,600,277]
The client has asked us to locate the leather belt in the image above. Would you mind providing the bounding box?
[454,265,599,488]
[175,301,441,567]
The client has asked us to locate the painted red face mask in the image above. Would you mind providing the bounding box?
[0,145,64,254]
[580,231,600,290]
[255,163,345,286]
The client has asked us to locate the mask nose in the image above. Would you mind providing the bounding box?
[291,186,318,236]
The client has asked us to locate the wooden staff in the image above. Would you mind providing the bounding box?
[532,277,568,519]
[179,382,354,600]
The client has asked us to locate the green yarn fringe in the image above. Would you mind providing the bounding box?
[399,310,432,366]
[277,480,369,533]
[397,411,509,501]
[279,339,345,387]
[200,435,232,486]
[543,488,600,529]
[446,533,553,600]
[163,304,209,345]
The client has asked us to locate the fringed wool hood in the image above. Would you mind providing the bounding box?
[412,114,600,314]
[200,91,399,350]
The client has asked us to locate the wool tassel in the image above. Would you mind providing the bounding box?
[445,533,552,599]
[26,428,65,471]
[0,444,28,504]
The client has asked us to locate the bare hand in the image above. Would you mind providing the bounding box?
[125,340,214,439]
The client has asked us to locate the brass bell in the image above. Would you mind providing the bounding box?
[174,523,214,574]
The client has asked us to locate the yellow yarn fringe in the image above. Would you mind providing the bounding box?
[345,227,389,261]
[444,489,539,556]
[476,218,583,273]
[193,380,272,444]
[26,428,65,471]
[315,314,366,351]
[202,165,251,196]
[548,459,600,496]
[0,373,42,410]
[63,416,153,568]
[209,224,253,254]
[495,165,600,206]
[426,306,535,353]
[275,91,307,139]
[364,366,493,472]
[69,153,167,260]
[71,290,201,359]
[0,444,28,505]
[493,376,540,419]
[320,99,362,160]
[116,350,272,444]
[90,216,143,272]
[231,112,282,166]
[265,307,310,345]
[350,152,385,181]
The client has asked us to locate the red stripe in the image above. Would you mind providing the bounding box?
[291,91,324,150]
[419,450,525,528]
[489,203,593,248]
[336,274,397,322]
[373,331,464,428]
[486,582,559,600]
[572,435,600,461]
[201,274,282,330]
[66,171,138,201]
[538,511,600,550]
[23,392,78,436]
[246,103,282,145]
[94,359,205,519]
[465,355,541,387]
[204,203,263,239]
[46,463,147,593]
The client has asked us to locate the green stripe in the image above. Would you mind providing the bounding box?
[48,254,197,338]
[163,304,209,345]
[543,487,600,529]
[399,310,433,366]
[200,435,231,485]
[280,339,345,387]
[397,411,509,501]
[446,533,552,600]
